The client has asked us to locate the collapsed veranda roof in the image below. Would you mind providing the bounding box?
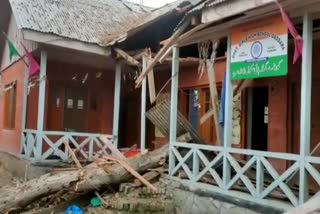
[103,0,205,46]
[9,0,152,44]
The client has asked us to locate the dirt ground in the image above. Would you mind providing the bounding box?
[0,161,21,188]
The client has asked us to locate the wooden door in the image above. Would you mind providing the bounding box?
[48,85,64,131]
[63,87,88,132]
[200,88,215,145]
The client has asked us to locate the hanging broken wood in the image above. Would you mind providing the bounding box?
[206,40,222,146]
[135,19,190,87]
[114,48,142,67]
[147,49,157,104]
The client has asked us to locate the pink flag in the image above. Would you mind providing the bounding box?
[275,0,303,64]
[21,43,40,78]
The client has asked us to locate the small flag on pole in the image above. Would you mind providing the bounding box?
[219,72,226,128]
[275,0,303,64]
[2,32,20,62]
[21,43,40,78]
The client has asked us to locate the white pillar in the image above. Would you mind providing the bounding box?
[169,47,180,175]
[36,50,47,160]
[299,12,313,204]
[112,63,122,148]
[223,34,233,189]
[140,56,147,151]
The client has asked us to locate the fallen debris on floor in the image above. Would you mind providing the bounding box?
[0,161,22,189]
[87,181,175,214]
[0,145,169,213]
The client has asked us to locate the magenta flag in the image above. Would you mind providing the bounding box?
[21,43,40,78]
[276,0,303,64]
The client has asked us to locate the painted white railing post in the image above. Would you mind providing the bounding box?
[299,12,313,204]
[112,63,122,148]
[169,47,180,175]
[140,56,147,151]
[223,34,233,189]
[256,156,264,198]
[36,51,47,161]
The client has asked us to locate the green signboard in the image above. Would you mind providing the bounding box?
[231,16,288,80]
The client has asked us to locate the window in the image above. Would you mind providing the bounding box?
[3,82,17,129]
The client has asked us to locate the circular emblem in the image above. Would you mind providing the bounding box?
[251,41,263,59]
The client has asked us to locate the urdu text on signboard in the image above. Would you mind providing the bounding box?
[231,16,288,80]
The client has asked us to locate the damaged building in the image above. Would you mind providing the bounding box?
[0,0,320,213]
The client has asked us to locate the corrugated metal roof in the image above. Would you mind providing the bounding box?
[9,0,152,44]
[174,0,230,30]
[104,0,205,46]
[187,0,231,16]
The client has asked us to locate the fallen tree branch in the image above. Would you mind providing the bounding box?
[0,145,168,213]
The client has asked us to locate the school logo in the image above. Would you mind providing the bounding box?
[251,41,263,59]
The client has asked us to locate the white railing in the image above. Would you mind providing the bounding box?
[169,142,320,208]
[21,129,114,162]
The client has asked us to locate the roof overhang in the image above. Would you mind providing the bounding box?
[22,29,111,57]
[201,0,275,24]
[175,0,320,47]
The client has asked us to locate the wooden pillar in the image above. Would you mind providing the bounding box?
[140,56,147,151]
[299,12,313,204]
[223,34,233,189]
[112,63,122,148]
[36,51,47,160]
[169,47,180,175]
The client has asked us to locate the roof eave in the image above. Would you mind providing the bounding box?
[22,29,111,57]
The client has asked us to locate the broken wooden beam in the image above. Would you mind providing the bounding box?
[134,170,161,187]
[206,40,222,146]
[147,51,157,104]
[103,156,158,192]
[114,48,141,67]
[65,142,83,169]
[135,20,190,87]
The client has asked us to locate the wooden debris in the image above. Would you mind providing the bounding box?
[147,50,157,104]
[206,52,222,146]
[123,144,137,156]
[134,171,160,187]
[99,136,127,160]
[65,142,83,169]
[114,48,141,67]
[135,20,190,87]
[0,145,169,213]
[103,156,157,192]
[94,191,109,208]
[200,109,214,125]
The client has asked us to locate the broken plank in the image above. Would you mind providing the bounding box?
[103,156,157,192]
[147,52,157,104]
[134,170,160,187]
[234,80,252,96]
[206,42,222,146]
[123,144,137,156]
[65,142,83,169]
[114,48,141,67]
[99,136,127,160]
[135,20,190,87]
[159,45,173,63]
[200,109,214,125]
